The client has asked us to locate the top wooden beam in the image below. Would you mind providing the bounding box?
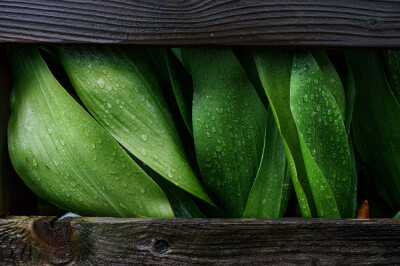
[0,0,400,46]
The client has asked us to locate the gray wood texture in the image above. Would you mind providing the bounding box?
[0,0,400,46]
[0,216,400,265]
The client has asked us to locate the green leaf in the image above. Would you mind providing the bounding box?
[243,108,292,218]
[171,48,184,66]
[234,49,269,109]
[312,50,346,118]
[342,137,357,218]
[290,50,351,218]
[190,48,267,217]
[147,48,193,135]
[342,60,357,218]
[152,173,205,218]
[347,50,400,210]
[394,211,400,218]
[253,49,316,217]
[133,158,205,218]
[8,46,174,218]
[383,50,400,103]
[55,46,213,206]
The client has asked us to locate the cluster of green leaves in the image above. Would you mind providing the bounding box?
[6,46,400,218]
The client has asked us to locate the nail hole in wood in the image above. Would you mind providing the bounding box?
[368,18,381,29]
[154,239,169,253]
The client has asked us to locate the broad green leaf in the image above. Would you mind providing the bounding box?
[191,48,267,217]
[8,46,174,218]
[55,46,212,205]
[243,108,292,218]
[290,50,351,218]
[253,49,316,217]
[394,211,400,218]
[383,50,400,102]
[347,50,400,210]
[312,50,346,118]
[147,48,193,134]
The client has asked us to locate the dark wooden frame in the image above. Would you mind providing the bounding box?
[1,0,400,47]
[1,216,400,264]
[1,0,400,264]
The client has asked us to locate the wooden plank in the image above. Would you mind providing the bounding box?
[1,216,400,264]
[0,0,400,46]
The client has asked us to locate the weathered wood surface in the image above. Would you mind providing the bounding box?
[0,217,399,265]
[0,0,400,46]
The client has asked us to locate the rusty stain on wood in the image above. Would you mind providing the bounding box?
[0,216,400,264]
[0,0,400,46]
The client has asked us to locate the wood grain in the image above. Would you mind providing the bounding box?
[0,0,400,46]
[1,216,400,264]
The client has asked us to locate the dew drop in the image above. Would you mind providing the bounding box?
[167,168,173,178]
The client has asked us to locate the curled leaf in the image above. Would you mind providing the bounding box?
[290,50,351,218]
[8,46,174,218]
[347,50,400,210]
[254,49,315,217]
[243,108,292,218]
[190,48,267,217]
[55,46,212,205]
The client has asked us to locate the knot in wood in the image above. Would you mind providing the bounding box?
[367,18,381,29]
[32,218,74,264]
[33,218,72,248]
[154,239,169,253]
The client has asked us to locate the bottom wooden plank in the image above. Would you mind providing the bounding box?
[0,217,399,265]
